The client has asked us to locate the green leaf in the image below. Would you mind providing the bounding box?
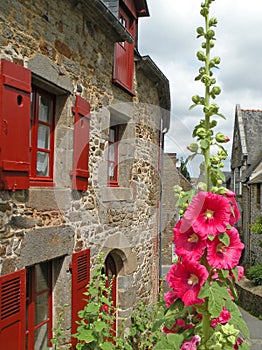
[218,232,230,246]
[198,281,231,318]
[153,333,184,350]
[239,340,250,350]
[94,320,107,332]
[100,342,115,350]
[224,300,250,338]
[76,329,95,343]
[208,234,215,241]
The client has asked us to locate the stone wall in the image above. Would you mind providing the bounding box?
[0,0,169,337]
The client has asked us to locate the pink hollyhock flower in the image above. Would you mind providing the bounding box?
[234,337,243,349]
[180,335,201,350]
[164,290,177,308]
[211,306,231,328]
[225,190,240,225]
[173,219,207,261]
[184,192,231,237]
[229,265,244,281]
[207,227,244,269]
[166,260,208,306]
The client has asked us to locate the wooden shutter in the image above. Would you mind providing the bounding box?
[113,6,136,93]
[0,269,26,350]
[0,59,31,190]
[71,248,90,348]
[71,96,91,191]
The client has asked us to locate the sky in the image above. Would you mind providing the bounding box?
[138,0,262,177]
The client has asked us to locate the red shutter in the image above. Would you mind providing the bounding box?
[0,269,26,350]
[71,96,91,191]
[113,7,136,93]
[71,248,90,348]
[0,59,31,190]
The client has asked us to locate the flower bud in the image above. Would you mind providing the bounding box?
[215,132,229,143]
[195,127,206,138]
[192,95,200,104]
[187,143,199,152]
[211,86,221,96]
[196,26,205,36]
[197,51,206,61]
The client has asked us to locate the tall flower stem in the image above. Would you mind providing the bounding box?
[204,1,211,191]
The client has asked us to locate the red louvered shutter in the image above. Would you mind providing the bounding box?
[71,248,90,348]
[0,269,26,349]
[0,59,31,190]
[71,96,91,191]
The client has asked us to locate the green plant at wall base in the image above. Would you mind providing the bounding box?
[250,216,262,235]
[153,1,250,349]
[247,264,262,286]
[73,253,118,350]
[50,304,71,350]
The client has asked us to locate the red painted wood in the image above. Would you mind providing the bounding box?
[0,59,31,190]
[0,269,26,350]
[71,248,90,348]
[71,96,91,191]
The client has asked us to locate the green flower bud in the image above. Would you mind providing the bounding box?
[206,29,215,39]
[209,40,215,48]
[215,132,230,143]
[201,42,207,49]
[210,120,217,128]
[200,7,209,17]
[192,95,200,104]
[197,51,206,61]
[195,127,206,138]
[196,26,205,36]
[209,17,218,27]
[211,86,221,95]
[187,142,199,152]
[213,56,221,64]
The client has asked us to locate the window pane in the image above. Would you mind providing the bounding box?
[109,144,115,161]
[35,262,49,292]
[39,96,51,123]
[35,292,48,325]
[37,124,50,149]
[109,128,115,142]
[108,162,115,179]
[37,152,49,177]
[34,323,48,350]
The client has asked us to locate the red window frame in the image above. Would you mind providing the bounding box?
[112,2,136,94]
[107,125,119,187]
[30,87,55,186]
[26,261,53,350]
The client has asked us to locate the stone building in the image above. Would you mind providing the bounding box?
[161,153,193,268]
[231,104,262,265]
[0,1,170,349]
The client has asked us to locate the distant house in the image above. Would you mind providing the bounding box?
[0,1,170,348]
[231,104,262,265]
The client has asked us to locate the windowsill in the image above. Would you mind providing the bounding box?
[112,79,135,96]
[101,186,133,202]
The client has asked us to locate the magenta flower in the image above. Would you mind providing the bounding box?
[166,261,208,306]
[211,306,231,328]
[164,290,177,308]
[180,335,201,350]
[173,219,207,261]
[184,192,231,237]
[225,190,240,225]
[207,227,244,269]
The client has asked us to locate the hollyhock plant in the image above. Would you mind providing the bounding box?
[154,1,250,349]
[173,219,207,261]
[207,227,244,269]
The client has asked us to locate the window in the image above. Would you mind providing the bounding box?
[112,2,136,93]
[30,87,55,186]
[257,184,261,205]
[108,125,119,186]
[26,261,52,350]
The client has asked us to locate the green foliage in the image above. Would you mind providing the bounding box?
[250,216,262,235]
[179,157,191,181]
[50,304,71,350]
[127,299,165,350]
[247,264,262,286]
[73,253,119,350]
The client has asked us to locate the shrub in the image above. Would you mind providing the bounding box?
[250,216,262,235]
[247,264,262,286]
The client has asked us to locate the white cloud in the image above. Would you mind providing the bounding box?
[139,0,262,177]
